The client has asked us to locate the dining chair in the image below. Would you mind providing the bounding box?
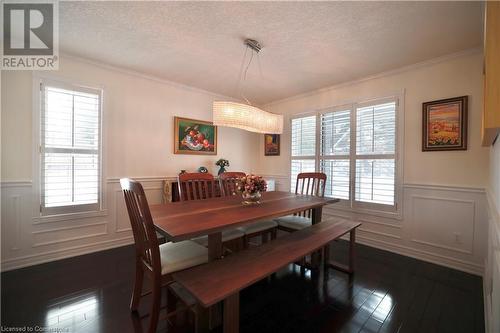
[178,172,218,201]
[219,172,278,248]
[219,171,246,196]
[121,178,208,333]
[178,172,245,250]
[275,172,327,232]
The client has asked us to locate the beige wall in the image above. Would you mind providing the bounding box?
[257,50,489,189]
[0,50,492,274]
[491,142,500,213]
[1,56,259,182]
[1,56,261,270]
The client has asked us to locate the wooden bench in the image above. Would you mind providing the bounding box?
[172,219,361,333]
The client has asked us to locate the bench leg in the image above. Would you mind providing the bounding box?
[261,232,269,244]
[326,229,356,276]
[309,208,324,270]
[224,293,240,333]
[195,304,210,333]
[208,233,223,261]
[311,207,323,225]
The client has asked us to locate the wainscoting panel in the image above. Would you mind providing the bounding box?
[262,176,489,276]
[1,178,489,276]
[484,191,500,333]
[0,177,166,271]
[410,195,475,254]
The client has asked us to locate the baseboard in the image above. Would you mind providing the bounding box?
[1,236,134,272]
[355,234,483,276]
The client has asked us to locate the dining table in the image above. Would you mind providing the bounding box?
[150,190,339,261]
[149,190,339,331]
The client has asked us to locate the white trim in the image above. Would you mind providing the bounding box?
[357,217,402,229]
[357,227,402,240]
[0,179,487,275]
[1,236,134,272]
[410,195,476,255]
[405,183,486,194]
[33,76,106,217]
[32,209,108,225]
[324,203,403,220]
[0,180,32,188]
[32,222,108,247]
[265,47,481,107]
[355,234,483,276]
[106,176,176,183]
[60,53,234,101]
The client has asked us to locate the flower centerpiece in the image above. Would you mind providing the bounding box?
[236,174,267,205]
[215,158,230,175]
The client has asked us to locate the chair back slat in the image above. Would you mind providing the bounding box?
[294,172,327,217]
[178,172,216,201]
[120,178,161,274]
[219,172,246,197]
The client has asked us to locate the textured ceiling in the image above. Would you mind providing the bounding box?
[60,1,482,104]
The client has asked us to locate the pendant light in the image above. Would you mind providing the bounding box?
[212,39,283,134]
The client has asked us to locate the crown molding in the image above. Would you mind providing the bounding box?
[59,52,237,101]
[265,47,482,108]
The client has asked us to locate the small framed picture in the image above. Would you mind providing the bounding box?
[174,117,217,155]
[264,134,280,156]
[422,96,468,151]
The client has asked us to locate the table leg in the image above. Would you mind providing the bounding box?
[207,232,223,328]
[208,232,223,261]
[348,228,355,273]
[224,293,240,333]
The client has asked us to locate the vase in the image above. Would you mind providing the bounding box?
[242,191,261,205]
[218,167,226,175]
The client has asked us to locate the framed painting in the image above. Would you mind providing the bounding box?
[264,134,280,156]
[422,96,468,151]
[174,117,217,155]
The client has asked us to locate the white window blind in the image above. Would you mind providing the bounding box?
[291,116,316,191]
[290,97,399,212]
[355,102,396,206]
[291,116,316,157]
[40,82,102,215]
[320,109,351,200]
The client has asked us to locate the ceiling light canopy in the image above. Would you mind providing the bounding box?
[212,39,283,134]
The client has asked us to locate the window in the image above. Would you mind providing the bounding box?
[39,80,102,215]
[290,97,400,213]
[290,116,316,191]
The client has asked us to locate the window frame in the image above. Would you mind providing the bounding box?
[289,94,404,218]
[34,77,104,217]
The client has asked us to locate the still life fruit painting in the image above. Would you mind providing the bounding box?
[174,117,217,155]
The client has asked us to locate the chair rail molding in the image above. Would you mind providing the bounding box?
[0,177,166,271]
[1,179,489,276]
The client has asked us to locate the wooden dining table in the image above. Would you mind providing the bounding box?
[150,191,339,331]
[150,191,339,262]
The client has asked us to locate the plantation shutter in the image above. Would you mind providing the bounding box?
[41,83,102,215]
[354,101,396,206]
[320,109,351,200]
[290,116,316,191]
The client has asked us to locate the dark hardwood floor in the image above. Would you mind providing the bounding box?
[1,240,484,333]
